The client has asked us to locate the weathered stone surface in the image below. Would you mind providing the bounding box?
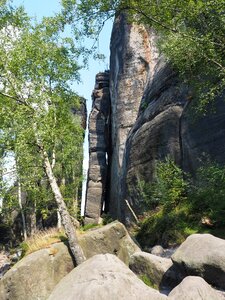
[151,245,165,256]
[79,221,140,265]
[109,14,159,218]
[85,71,110,224]
[109,27,188,220]
[0,243,74,300]
[172,234,225,289]
[48,254,167,300]
[123,102,185,217]
[168,276,223,300]
[129,251,179,289]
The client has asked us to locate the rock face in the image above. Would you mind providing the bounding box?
[109,14,159,219]
[168,276,223,300]
[84,13,225,222]
[85,71,110,224]
[181,97,225,174]
[121,62,187,218]
[79,221,140,265]
[129,251,179,290]
[172,234,225,289]
[48,254,167,300]
[0,243,74,300]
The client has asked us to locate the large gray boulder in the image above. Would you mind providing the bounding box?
[168,276,223,300]
[48,254,167,300]
[172,234,225,289]
[129,251,180,290]
[0,243,74,300]
[79,221,140,265]
[0,222,139,300]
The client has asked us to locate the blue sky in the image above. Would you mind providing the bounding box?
[11,0,113,213]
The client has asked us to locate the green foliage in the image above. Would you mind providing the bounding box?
[80,223,101,231]
[0,1,85,236]
[138,158,188,210]
[138,274,158,289]
[190,162,225,226]
[136,158,225,248]
[63,0,225,110]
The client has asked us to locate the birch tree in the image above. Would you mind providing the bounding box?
[0,2,85,264]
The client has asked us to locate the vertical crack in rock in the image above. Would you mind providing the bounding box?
[84,71,111,224]
[109,14,156,219]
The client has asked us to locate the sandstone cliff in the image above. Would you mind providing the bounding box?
[84,14,225,224]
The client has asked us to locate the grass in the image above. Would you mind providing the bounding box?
[138,274,158,290]
[20,223,103,257]
[79,223,102,232]
[135,203,225,249]
[20,227,67,257]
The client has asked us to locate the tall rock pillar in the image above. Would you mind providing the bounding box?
[109,14,158,219]
[84,72,110,224]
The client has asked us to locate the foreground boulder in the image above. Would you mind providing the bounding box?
[129,251,180,290]
[168,276,223,300]
[79,221,140,265]
[0,243,74,300]
[172,234,225,289]
[0,222,139,299]
[48,254,167,300]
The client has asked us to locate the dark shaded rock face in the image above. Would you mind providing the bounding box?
[181,97,225,174]
[84,14,225,223]
[122,62,188,217]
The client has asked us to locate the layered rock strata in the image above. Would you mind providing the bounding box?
[84,72,110,224]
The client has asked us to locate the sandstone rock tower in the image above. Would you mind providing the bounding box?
[84,14,225,225]
[84,72,110,224]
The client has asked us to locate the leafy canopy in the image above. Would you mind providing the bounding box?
[62,0,225,110]
[0,1,84,219]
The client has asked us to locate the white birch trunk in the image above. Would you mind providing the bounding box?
[18,180,27,241]
[35,132,85,264]
[57,209,62,229]
[30,199,37,235]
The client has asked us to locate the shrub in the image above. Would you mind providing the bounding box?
[136,158,225,248]
[189,162,225,226]
[137,157,188,210]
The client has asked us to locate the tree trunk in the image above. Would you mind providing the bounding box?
[18,179,27,241]
[30,199,37,235]
[39,145,85,265]
[57,209,62,229]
